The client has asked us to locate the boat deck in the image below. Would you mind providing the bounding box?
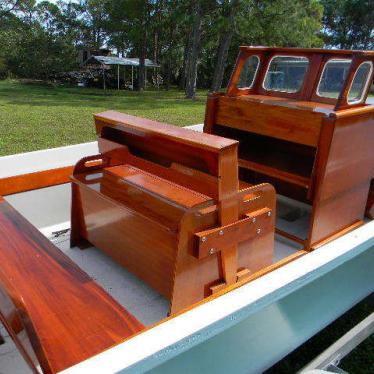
[0,182,306,373]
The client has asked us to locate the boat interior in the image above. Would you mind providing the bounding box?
[0,162,309,374]
[0,46,373,374]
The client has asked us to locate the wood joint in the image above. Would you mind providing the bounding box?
[210,268,252,294]
[194,207,273,259]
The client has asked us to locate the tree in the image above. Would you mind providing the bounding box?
[184,0,217,98]
[0,0,26,20]
[184,1,202,98]
[211,0,241,92]
[207,0,323,90]
[321,0,374,49]
[80,0,110,48]
[0,0,356,91]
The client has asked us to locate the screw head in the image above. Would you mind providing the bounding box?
[252,217,256,223]
[256,228,261,234]
[219,230,224,236]
[267,211,272,217]
[202,236,207,242]
[209,248,215,255]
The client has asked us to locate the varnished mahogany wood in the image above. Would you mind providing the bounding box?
[206,46,374,250]
[105,165,213,209]
[366,180,374,219]
[215,96,324,147]
[0,166,73,196]
[95,110,237,153]
[195,207,273,259]
[275,228,305,246]
[227,46,374,106]
[0,197,143,373]
[71,111,276,314]
[238,46,374,57]
[168,249,307,318]
[239,159,310,189]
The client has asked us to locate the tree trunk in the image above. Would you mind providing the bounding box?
[210,32,233,92]
[138,38,146,90]
[179,28,191,90]
[153,0,162,86]
[211,0,240,92]
[165,23,175,90]
[138,3,149,91]
[185,1,202,99]
[165,59,172,90]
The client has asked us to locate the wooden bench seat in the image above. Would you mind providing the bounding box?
[0,197,144,374]
[105,165,214,209]
[71,111,276,314]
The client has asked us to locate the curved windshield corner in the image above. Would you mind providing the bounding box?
[347,61,373,104]
[237,55,260,90]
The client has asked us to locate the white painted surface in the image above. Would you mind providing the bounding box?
[60,220,374,374]
[0,123,203,180]
[185,123,204,132]
[0,142,98,178]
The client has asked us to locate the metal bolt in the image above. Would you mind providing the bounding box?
[267,211,272,217]
[252,217,256,223]
[209,248,215,255]
[256,228,261,234]
[219,230,224,236]
[202,236,207,242]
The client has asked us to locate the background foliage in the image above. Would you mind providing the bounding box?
[0,0,373,96]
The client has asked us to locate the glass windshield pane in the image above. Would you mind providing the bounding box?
[263,56,309,93]
[347,61,373,104]
[317,59,352,99]
[237,55,260,89]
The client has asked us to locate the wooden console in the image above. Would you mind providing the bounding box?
[71,111,276,314]
[205,46,374,250]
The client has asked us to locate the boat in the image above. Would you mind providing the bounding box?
[0,47,373,374]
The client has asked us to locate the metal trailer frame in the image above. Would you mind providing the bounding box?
[299,312,374,374]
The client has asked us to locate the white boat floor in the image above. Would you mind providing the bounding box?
[1,191,306,374]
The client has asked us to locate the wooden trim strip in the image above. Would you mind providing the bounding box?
[239,46,374,57]
[311,220,364,250]
[205,250,307,301]
[167,250,307,319]
[275,228,306,245]
[239,159,310,189]
[0,166,73,196]
[330,104,374,119]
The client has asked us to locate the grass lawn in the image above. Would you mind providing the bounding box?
[0,80,207,156]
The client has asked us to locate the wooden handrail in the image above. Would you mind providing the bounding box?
[239,159,310,189]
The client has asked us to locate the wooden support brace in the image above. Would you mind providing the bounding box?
[217,147,240,286]
[195,207,273,259]
[210,268,252,294]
